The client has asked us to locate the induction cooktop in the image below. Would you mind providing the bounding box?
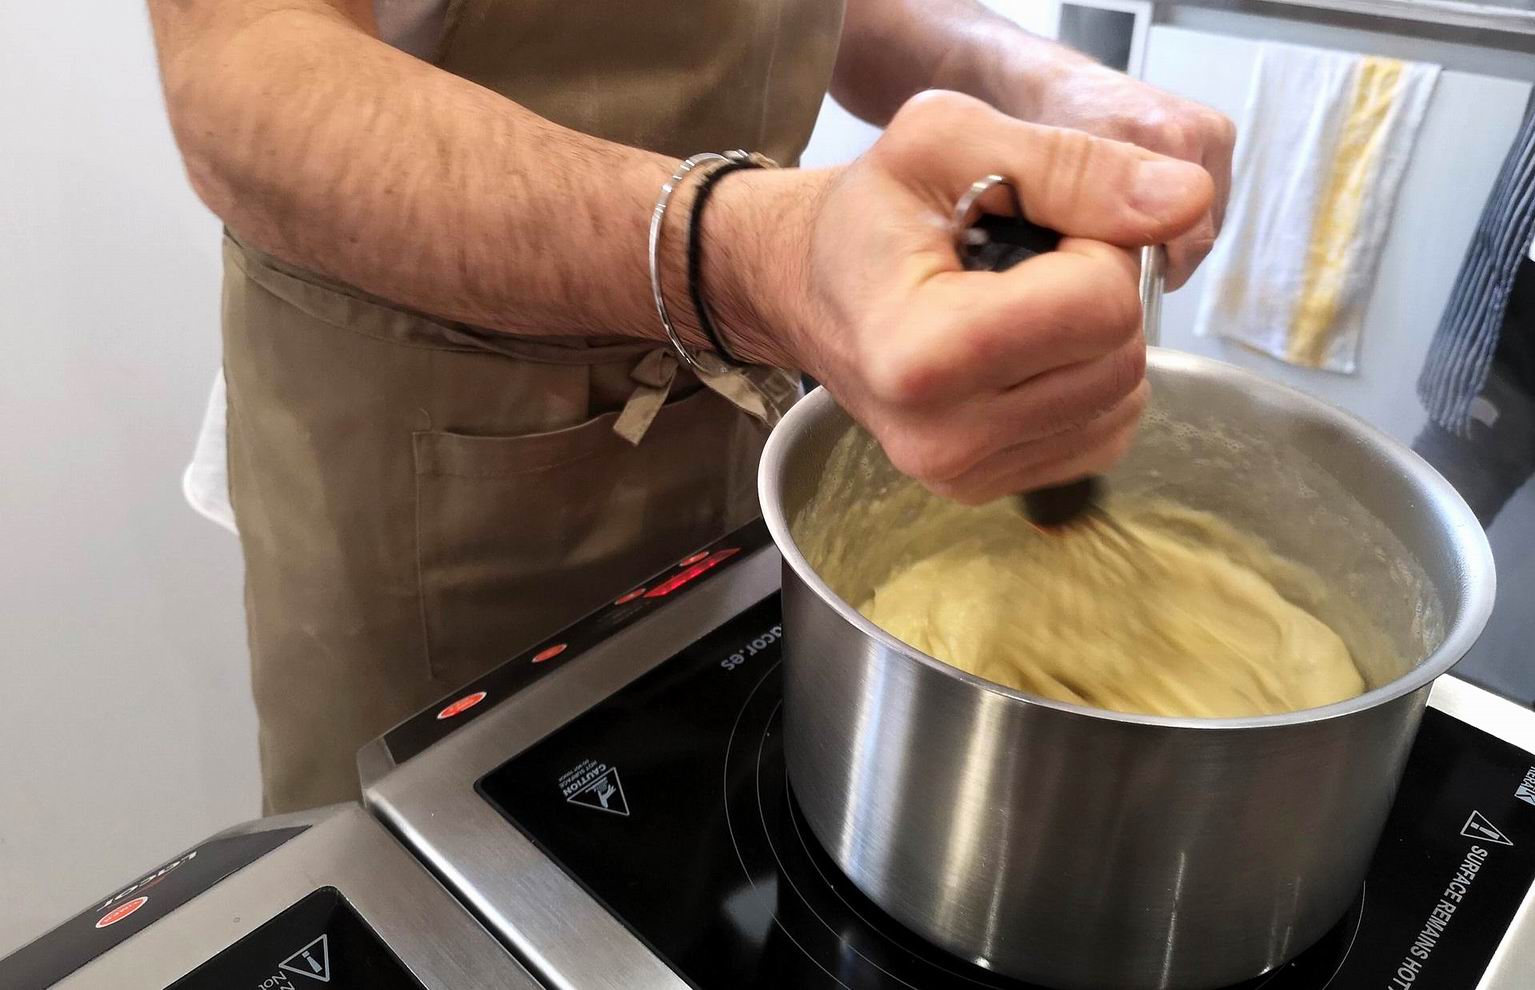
[361,523,1535,990]
[0,804,539,990]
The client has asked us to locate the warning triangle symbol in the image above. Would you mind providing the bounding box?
[1462,810,1513,847]
[279,933,331,983]
[567,767,630,816]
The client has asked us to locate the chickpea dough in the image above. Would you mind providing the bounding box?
[843,494,1366,719]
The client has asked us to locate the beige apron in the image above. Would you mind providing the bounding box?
[224,0,844,812]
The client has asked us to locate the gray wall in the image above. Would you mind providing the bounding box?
[0,3,258,954]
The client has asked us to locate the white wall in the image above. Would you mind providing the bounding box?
[0,3,258,955]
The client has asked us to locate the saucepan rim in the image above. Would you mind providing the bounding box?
[759,348,1498,731]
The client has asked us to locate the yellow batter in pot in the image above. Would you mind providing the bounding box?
[800,459,1368,719]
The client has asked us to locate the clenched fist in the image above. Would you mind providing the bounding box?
[707,91,1214,504]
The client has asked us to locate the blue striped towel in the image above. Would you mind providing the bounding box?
[1418,103,1535,434]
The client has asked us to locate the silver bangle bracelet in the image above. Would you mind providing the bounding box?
[649,150,775,375]
[649,153,728,375]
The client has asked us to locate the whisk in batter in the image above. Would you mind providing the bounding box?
[832,492,1366,719]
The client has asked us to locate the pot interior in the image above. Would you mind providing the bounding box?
[777,353,1493,698]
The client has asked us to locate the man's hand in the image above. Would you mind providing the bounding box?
[1015,60,1235,289]
[707,92,1213,503]
[831,0,1235,290]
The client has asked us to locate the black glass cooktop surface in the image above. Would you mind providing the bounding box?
[479,596,1535,990]
[168,888,423,989]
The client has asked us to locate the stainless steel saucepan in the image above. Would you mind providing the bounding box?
[758,352,1495,989]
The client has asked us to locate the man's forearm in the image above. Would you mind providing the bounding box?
[830,0,1091,127]
[150,2,688,340]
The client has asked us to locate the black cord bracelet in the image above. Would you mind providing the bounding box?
[685,158,764,367]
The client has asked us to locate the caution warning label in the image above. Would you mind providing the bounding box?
[1461,811,1513,847]
[559,759,630,817]
[278,934,330,983]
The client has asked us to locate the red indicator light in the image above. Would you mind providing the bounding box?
[678,550,710,567]
[643,548,740,599]
[532,642,568,664]
[96,897,148,929]
[436,691,488,720]
[614,589,645,605]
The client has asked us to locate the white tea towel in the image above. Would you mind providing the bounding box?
[1194,43,1440,373]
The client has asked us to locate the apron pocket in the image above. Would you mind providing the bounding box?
[413,387,765,686]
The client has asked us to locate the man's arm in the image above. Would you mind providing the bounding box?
[831,0,1235,285]
[830,0,1084,127]
[147,0,1215,504]
[148,0,679,339]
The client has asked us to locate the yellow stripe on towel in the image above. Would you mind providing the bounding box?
[1287,56,1407,367]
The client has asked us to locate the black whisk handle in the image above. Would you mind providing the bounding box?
[953,175,1145,529]
[1021,477,1101,529]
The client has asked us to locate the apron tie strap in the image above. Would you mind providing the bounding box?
[613,348,680,445]
[613,350,802,446]
[696,365,800,427]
